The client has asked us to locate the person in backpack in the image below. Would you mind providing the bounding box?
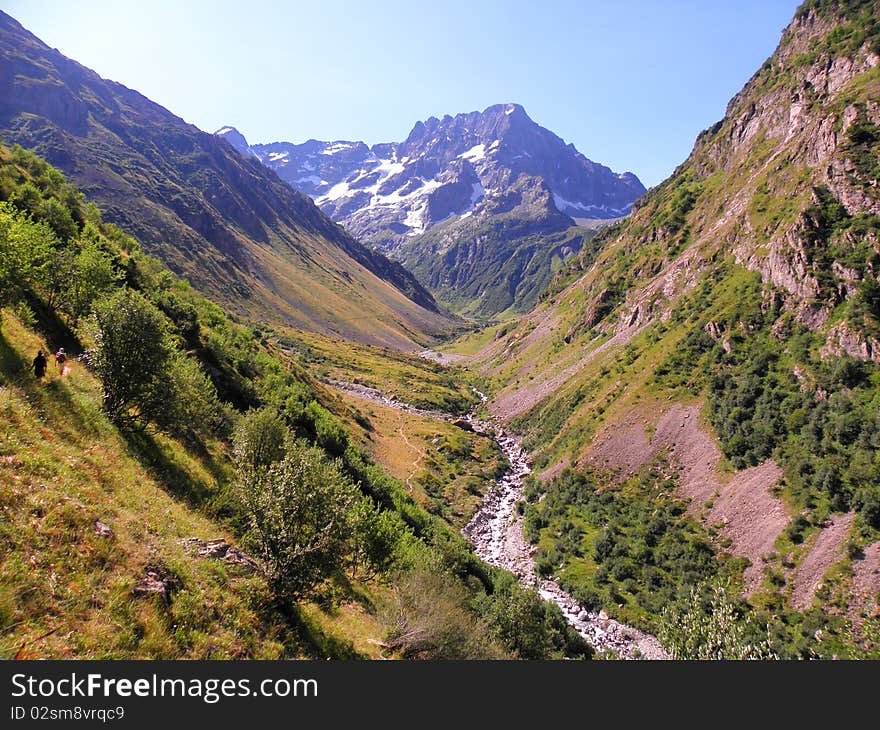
[55,347,67,375]
[33,350,47,379]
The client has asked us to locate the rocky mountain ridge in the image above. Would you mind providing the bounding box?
[218,104,644,243]
[514,2,880,371]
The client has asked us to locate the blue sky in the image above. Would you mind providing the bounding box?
[4,0,801,187]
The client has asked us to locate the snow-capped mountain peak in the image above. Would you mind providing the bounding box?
[214,126,257,158]
[217,104,644,243]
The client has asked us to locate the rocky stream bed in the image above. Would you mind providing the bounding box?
[329,379,668,659]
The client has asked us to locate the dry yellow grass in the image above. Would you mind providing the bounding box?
[334,391,504,529]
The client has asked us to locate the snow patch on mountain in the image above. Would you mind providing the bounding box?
[553,192,632,217]
[323,142,356,155]
[295,175,324,186]
[470,181,485,206]
[319,181,346,201]
[460,144,487,162]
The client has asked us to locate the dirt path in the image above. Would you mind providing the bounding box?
[326,379,668,659]
[396,416,425,493]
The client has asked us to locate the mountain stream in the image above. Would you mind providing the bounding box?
[328,379,668,659]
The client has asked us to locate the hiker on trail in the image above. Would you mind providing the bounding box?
[33,350,47,379]
[55,347,67,375]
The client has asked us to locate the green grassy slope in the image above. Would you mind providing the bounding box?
[393,214,598,321]
[0,312,303,659]
[0,142,589,660]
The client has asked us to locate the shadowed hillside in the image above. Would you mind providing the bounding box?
[0,11,458,351]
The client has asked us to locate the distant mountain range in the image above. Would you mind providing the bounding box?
[218,106,645,317]
[0,10,456,350]
[219,104,643,236]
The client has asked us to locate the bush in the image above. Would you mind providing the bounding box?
[166,354,225,439]
[39,196,79,241]
[86,288,220,437]
[348,497,405,579]
[62,237,121,323]
[305,401,349,456]
[0,200,56,306]
[658,582,776,660]
[524,467,727,627]
[234,438,359,598]
[785,515,810,545]
[232,407,288,473]
[86,288,179,427]
[855,488,880,529]
[380,570,507,659]
[484,574,591,659]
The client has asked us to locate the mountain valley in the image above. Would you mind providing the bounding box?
[0,12,455,350]
[2,0,880,662]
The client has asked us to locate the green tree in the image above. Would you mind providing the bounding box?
[87,287,221,436]
[348,497,404,579]
[304,400,349,456]
[165,354,225,439]
[0,201,56,306]
[234,436,359,598]
[65,237,121,322]
[86,288,178,427]
[232,407,288,473]
[487,576,558,659]
[38,197,78,241]
[658,581,777,660]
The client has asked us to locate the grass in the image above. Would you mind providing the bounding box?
[297,576,392,660]
[0,310,386,658]
[278,328,477,414]
[335,390,506,529]
[396,215,596,320]
[236,227,457,352]
[438,322,511,357]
